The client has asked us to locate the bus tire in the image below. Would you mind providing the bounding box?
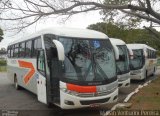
[47,102,53,108]
[14,74,20,90]
[152,67,156,76]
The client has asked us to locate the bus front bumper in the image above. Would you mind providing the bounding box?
[130,73,144,80]
[117,73,130,88]
[60,88,118,109]
[118,78,130,88]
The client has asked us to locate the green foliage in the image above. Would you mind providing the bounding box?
[102,0,144,28]
[88,22,126,39]
[0,66,6,72]
[0,59,6,72]
[0,28,3,42]
[0,59,6,66]
[0,48,6,54]
[88,22,160,55]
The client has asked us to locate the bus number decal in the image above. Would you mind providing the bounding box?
[18,60,35,85]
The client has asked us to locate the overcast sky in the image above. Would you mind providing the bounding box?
[0,8,160,49]
[0,11,103,49]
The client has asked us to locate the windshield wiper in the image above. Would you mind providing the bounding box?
[84,63,92,81]
[96,61,109,79]
[92,52,109,80]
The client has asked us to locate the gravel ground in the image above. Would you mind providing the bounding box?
[0,69,159,116]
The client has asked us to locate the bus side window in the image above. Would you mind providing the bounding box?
[14,44,19,58]
[33,37,42,57]
[148,50,150,58]
[37,50,45,76]
[26,40,32,58]
[10,46,13,58]
[7,46,11,58]
[19,42,26,57]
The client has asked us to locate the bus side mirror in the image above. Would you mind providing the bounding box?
[144,51,147,58]
[52,40,65,61]
[128,48,133,60]
[112,45,119,60]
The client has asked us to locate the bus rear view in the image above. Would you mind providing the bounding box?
[7,27,118,109]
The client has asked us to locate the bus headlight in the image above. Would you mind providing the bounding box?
[131,70,141,74]
[61,88,79,96]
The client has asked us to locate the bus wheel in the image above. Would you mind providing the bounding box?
[47,102,53,108]
[14,75,20,90]
[152,67,156,76]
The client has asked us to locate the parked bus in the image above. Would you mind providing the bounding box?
[110,38,130,88]
[127,44,157,81]
[7,27,118,109]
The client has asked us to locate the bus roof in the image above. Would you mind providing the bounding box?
[109,38,126,45]
[9,27,108,45]
[127,44,156,51]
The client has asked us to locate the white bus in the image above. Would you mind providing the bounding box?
[7,27,118,109]
[110,38,130,88]
[127,44,157,81]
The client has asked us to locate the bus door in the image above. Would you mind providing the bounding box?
[47,47,61,104]
[45,39,65,105]
[37,50,47,104]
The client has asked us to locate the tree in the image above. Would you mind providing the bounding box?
[0,28,3,42]
[88,22,160,53]
[88,22,127,39]
[102,0,160,28]
[0,48,6,54]
[0,0,160,31]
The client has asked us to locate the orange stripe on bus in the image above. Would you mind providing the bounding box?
[66,83,96,93]
[18,60,35,84]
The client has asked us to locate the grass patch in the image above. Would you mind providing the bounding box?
[0,59,6,72]
[126,77,160,110]
[0,66,6,72]
[0,59,6,65]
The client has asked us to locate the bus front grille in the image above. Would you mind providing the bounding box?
[77,87,117,97]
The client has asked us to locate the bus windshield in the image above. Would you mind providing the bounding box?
[130,49,144,70]
[58,37,117,85]
[116,45,129,74]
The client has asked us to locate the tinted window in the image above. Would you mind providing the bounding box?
[7,46,11,58]
[154,51,156,58]
[19,42,26,57]
[10,45,14,58]
[26,40,32,57]
[12,45,15,57]
[14,44,19,57]
[130,49,144,70]
[58,37,116,82]
[147,49,150,58]
[151,51,153,58]
[37,50,46,76]
[44,34,56,60]
[33,37,42,57]
[116,45,129,74]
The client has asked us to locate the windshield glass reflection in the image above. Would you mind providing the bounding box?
[59,38,116,82]
[130,49,144,70]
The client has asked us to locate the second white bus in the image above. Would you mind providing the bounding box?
[110,38,130,88]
